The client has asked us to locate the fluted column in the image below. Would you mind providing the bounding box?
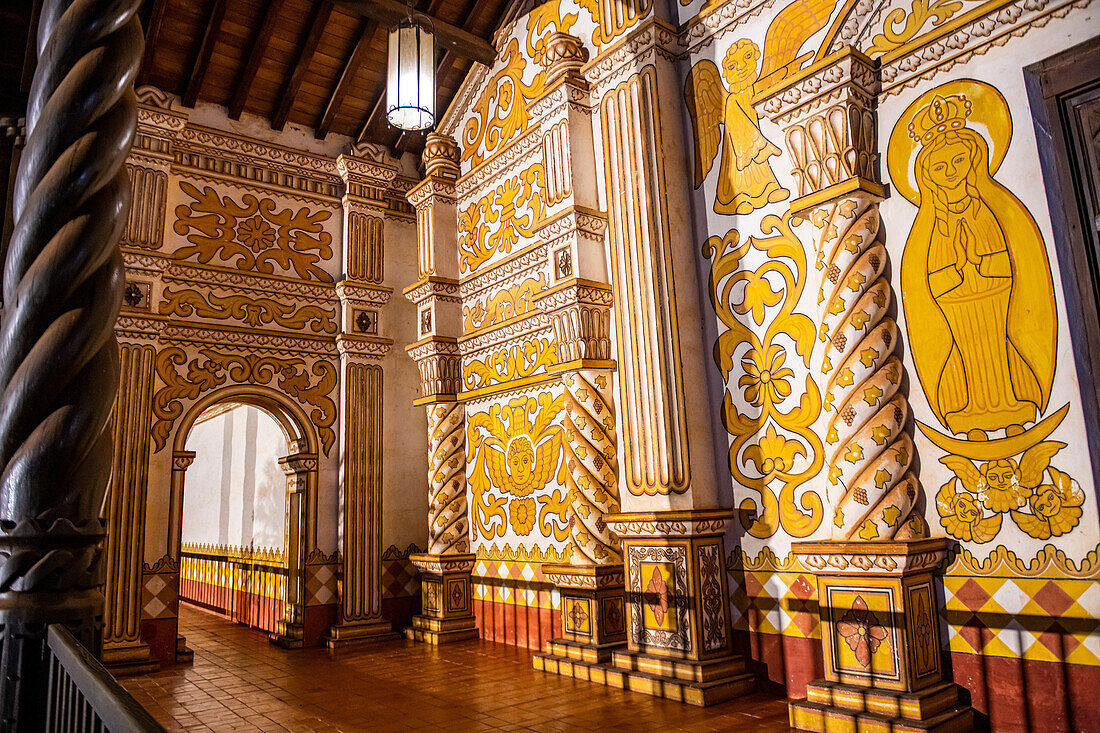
[757,48,973,731]
[100,340,160,674]
[403,133,478,644]
[0,0,142,722]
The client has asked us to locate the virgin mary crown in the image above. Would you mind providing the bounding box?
[908,93,972,145]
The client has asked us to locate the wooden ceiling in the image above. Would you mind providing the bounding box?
[138,0,513,155]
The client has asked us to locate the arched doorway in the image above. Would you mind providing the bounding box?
[179,402,288,632]
[169,387,320,649]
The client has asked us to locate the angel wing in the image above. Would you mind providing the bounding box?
[532,433,563,494]
[940,455,982,494]
[756,0,837,89]
[684,60,727,189]
[483,443,511,493]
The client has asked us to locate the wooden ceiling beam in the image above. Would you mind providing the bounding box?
[316,18,377,140]
[272,1,334,132]
[182,0,228,108]
[228,0,284,120]
[336,0,495,66]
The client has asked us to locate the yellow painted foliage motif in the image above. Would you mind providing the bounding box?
[160,286,337,333]
[704,211,823,538]
[172,182,334,282]
[463,338,558,391]
[458,164,545,274]
[463,273,548,332]
[685,40,789,215]
[468,392,567,541]
[461,39,544,168]
[867,0,967,56]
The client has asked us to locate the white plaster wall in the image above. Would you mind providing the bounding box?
[181,404,288,550]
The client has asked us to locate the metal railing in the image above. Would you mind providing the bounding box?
[180,545,287,633]
[45,625,164,732]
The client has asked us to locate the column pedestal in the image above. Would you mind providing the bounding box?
[788,539,974,732]
[534,563,626,670]
[405,553,478,643]
[101,641,160,675]
[325,617,397,648]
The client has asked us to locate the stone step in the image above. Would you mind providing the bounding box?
[790,698,975,733]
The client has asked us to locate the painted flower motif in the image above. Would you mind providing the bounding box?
[735,271,783,325]
[1011,467,1085,540]
[646,567,670,626]
[738,344,794,407]
[836,595,888,668]
[236,215,276,253]
[509,497,537,535]
[976,458,1028,513]
[744,424,806,481]
[935,477,1001,543]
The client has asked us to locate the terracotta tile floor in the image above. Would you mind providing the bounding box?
[122,604,793,732]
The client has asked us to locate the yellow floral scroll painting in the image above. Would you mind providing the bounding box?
[686,40,790,216]
[888,79,1080,543]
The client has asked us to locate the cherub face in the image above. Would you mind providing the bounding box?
[1030,486,1063,519]
[722,40,760,87]
[507,435,535,484]
[952,492,980,524]
[927,141,971,189]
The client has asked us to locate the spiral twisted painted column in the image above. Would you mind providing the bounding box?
[427,402,469,554]
[0,0,141,721]
[818,196,926,541]
[563,370,621,565]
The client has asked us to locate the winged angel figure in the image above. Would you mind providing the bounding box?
[685,39,789,216]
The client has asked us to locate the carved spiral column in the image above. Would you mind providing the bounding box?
[403,133,478,644]
[758,48,973,731]
[817,197,924,541]
[0,0,142,720]
[427,401,468,555]
[562,369,619,564]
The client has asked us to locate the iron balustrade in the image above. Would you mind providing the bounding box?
[45,625,164,732]
[179,546,287,633]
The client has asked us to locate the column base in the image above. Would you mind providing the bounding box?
[269,619,305,649]
[533,644,755,706]
[175,634,194,664]
[102,640,160,676]
[324,618,398,648]
[404,614,479,644]
[790,679,974,732]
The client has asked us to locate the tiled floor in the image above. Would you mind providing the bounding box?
[122,604,793,732]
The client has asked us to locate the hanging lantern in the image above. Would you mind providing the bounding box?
[387,12,435,131]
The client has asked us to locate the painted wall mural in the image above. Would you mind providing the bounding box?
[888,79,1083,546]
[172,181,335,282]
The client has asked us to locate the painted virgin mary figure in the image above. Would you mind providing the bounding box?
[900,91,1057,438]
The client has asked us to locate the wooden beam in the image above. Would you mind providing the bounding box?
[182,0,227,108]
[228,0,284,120]
[357,86,388,143]
[316,19,377,140]
[336,0,495,66]
[272,0,333,131]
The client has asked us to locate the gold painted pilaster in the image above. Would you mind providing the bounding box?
[101,341,160,675]
[757,48,973,732]
[403,134,478,644]
[270,451,316,648]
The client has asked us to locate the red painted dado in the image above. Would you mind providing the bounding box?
[303,604,338,647]
[744,630,823,697]
[951,652,1100,733]
[140,617,178,664]
[475,597,560,650]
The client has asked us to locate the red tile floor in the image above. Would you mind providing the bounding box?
[122,604,793,732]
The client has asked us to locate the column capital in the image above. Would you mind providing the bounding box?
[755,47,883,214]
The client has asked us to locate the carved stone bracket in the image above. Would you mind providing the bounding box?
[756,48,882,213]
[535,278,614,364]
[407,337,462,399]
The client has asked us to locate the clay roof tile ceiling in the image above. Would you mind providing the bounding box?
[138,0,512,154]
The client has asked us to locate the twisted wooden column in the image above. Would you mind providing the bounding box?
[427,402,468,555]
[562,370,620,564]
[817,196,925,541]
[0,0,141,723]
